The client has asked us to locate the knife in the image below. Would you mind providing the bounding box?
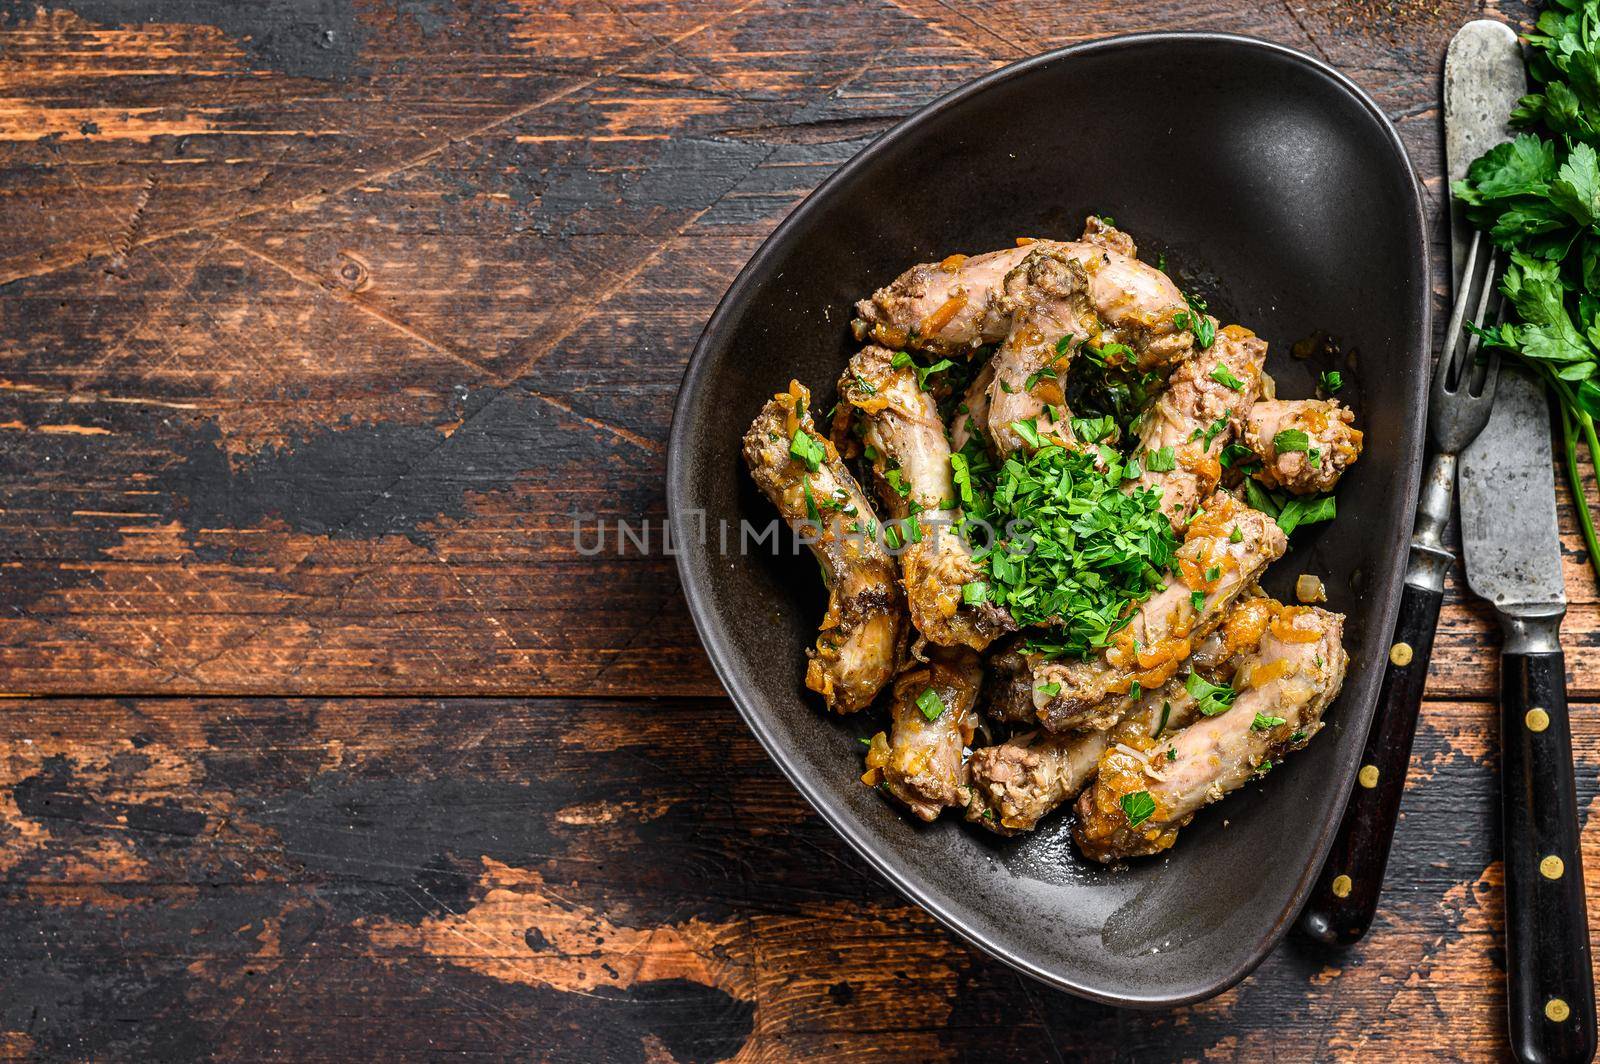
[1298,18,1523,948]
[1462,373,1597,1063]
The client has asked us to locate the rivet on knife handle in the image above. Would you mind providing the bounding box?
[1501,645,1596,1064]
[1297,577,1441,945]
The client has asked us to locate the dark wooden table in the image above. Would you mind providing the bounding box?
[0,0,1588,1059]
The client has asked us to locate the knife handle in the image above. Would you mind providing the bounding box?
[1298,579,1441,946]
[1502,649,1597,1064]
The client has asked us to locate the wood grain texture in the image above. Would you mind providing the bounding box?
[0,0,1569,699]
[0,692,1585,1061]
[0,0,1590,1059]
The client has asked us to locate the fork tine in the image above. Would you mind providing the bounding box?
[1475,345,1503,404]
[1437,228,1484,393]
[1467,293,1507,397]
[1457,247,1501,387]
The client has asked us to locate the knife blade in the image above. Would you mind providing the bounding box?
[1453,22,1597,1060]
[1458,368,1565,616]
[1298,19,1523,949]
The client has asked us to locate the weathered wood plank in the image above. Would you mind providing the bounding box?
[0,0,1566,708]
[0,692,1579,1060]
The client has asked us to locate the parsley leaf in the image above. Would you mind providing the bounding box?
[1120,790,1157,828]
[1186,671,1237,716]
[1209,364,1245,390]
[1252,712,1287,731]
[915,688,945,721]
[1144,446,1176,472]
[789,428,825,472]
[1010,419,1042,450]
[1272,428,1310,454]
[1319,370,1344,393]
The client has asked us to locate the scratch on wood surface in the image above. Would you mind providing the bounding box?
[222,236,498,378]
[0,0,769,289]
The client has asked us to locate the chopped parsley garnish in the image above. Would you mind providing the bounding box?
[1209,364,1245,390]
[1201,414,1230,450]
[1289,729,1308,743]
[1244,480,1337,535]
[802,478,820,523]
[1071,415,1117,444]
[916,358,955,390]
[790,428,825,472]
[961,580,990,605]
[1153,699,1172,737]
[1204,565,1220,582]
[1229,524,1244,543]
[1320,370,1343,394]
[1144,446,1176,472]
[1256,759,1273,776]
[883,468,912,497]
[1036,682,1062,698]
[1272,428,1311,454]
[1190,589,1206,611]
[1218,442,1256,469]
[1175,292,1216,349]
[1010,419,1043,450]
[1120,790,1157,828]
[1129,680,1142,701]
[916,687,945,721]
[1166,747,1177,762]
[890,351,913,369]
[1252,712,1287,731]
[1187,671,1237,716]
[962,440,1178,655]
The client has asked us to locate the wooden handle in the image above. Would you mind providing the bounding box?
[1502,649,1597,1064]
[1299,580,1441,946]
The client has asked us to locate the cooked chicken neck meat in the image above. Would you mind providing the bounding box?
[853,217,1193,369]
[855,244,1036,355]
[986,235,1195,455]
[863,647,983,821]
[1074,604,1347,862]
[1030,492,1288,732]
[1081,214,1137,257]
[1244,399,1364,495]
[838,347,1007,651]
[965,595,1274,834]
[743,381,906,711]
[1129,325,1267,531]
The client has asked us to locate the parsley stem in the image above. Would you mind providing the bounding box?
[1554,378,1600,588]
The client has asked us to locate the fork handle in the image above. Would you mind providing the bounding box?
[1298,578,1440,945]
[1502,645,1596,1064]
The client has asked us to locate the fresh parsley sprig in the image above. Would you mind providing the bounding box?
[1454,0,1600,583]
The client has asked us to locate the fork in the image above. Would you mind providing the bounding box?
[1299,227,1502,945]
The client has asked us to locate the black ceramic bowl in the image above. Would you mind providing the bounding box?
[668,32,1427,1006]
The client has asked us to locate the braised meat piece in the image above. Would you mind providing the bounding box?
[853,217,1192,380]
[1074,604,1347,862]
[1029,493,1287,731]
[743,381,906,711]
[854,244,1037,355]
[1128,325,1267,530]
[838,347,1008,651]
[966,596,1275,833]
[862,647,983,821]
[1244,399,1364,494]
[986,239,1195,455]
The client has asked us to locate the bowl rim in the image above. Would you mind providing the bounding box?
[666,30,1429,1007]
